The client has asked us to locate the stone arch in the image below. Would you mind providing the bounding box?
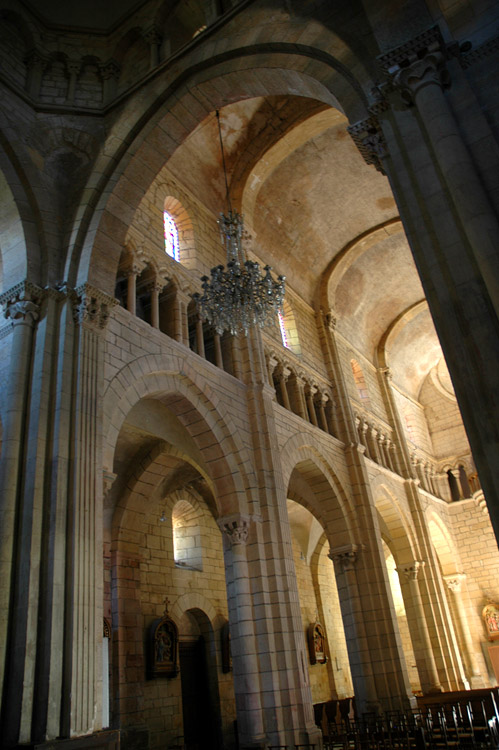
[69,35,372,289]
[319,219,403,312]
[0,159,38,291]
[371,478,418,567]
[163,195,195,265]
[170,593,218,626]
[426,509,462,577]
[280,433,356,548]
[103,360,256,517]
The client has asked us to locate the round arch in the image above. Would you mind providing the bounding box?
[103,359,257,517]
[280,432,356,549]
[67,35,372,289]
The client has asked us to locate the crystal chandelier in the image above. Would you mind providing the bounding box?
[193,111,285,337]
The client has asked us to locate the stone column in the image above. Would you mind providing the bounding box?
[362,27,499,544]
[315,391,330,433]
[66,60,81,105]
[213,332,224,369]
[143,26,162,68]
[125,265,140,316]
[218,515,266,749]
[148,281,163,330]
[443,574,483,688]
[60,285,116,737]
[195,312,205,358]
[289,372,308,420]
[275,363,292,411]
[305,382,318,427]
[0,282,41,743]
[100,59,120,104]
[397,562,443,694]
[25,48,45,98]
[329,545,380,712]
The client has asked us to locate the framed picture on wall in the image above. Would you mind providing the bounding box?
[482,603,499,641]
[148,600,179,678]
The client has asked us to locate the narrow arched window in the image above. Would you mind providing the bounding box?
[277,301,301,354]
[163,210,180,261]
[351,359,370,406]
[278,311,289,348]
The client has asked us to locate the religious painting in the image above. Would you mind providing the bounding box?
[148,600,179,678]
[482,602,499,641]
[307,621,327,664]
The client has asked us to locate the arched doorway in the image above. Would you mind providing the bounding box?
[178,608,222,750]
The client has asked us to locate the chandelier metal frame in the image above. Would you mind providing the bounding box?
[192,110,285,337]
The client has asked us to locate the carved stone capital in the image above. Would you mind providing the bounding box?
[348,116,387,174]
[103,470,118,499]
[1,280,43,326]
[444,573,466,593]
[397,560,425,582]
[325,309,338,331]
[24,47,46,70]
[329,544,360,572]
[99,59,121,81]
[218,515,251,546]
[67,60,81,76]
[71,284,118,329]
[143,25,163,45]
[378,26,450,105]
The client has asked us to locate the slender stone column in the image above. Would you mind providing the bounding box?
[0,282,41,742]
[148,281,165,330]
[213,332,224,369]
[329,545,380,713]
[60,285,116,737]
[25,49,45,98]
[443,574,483,688]
[396,562,443,694]
[289,372,308,420]
[275,363,292,411]
[66,61,81,104]
[143,26,162,68]
[125,265,140,316]
[218,515,266,749]
[195,313,205,358]
[100,59,120,104]
[305,382,318,426]
[315,391,329,433]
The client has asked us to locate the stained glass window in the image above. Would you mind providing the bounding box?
[163,211,179,261]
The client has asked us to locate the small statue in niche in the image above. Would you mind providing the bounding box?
[307,621,327,664]
[148,597,179,678]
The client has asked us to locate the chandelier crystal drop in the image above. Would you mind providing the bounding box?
[192,111,286,337]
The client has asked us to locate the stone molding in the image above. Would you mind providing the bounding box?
[462,34,499,69]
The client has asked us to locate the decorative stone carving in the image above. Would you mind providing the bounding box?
[71,284,117,329]
[377,26,450,105]
[329,544,359,572]
[443,573,465,593]
[347,116,387,174]
[397,560,425,582]
[219,516,251,546]
[1,281,42,326]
